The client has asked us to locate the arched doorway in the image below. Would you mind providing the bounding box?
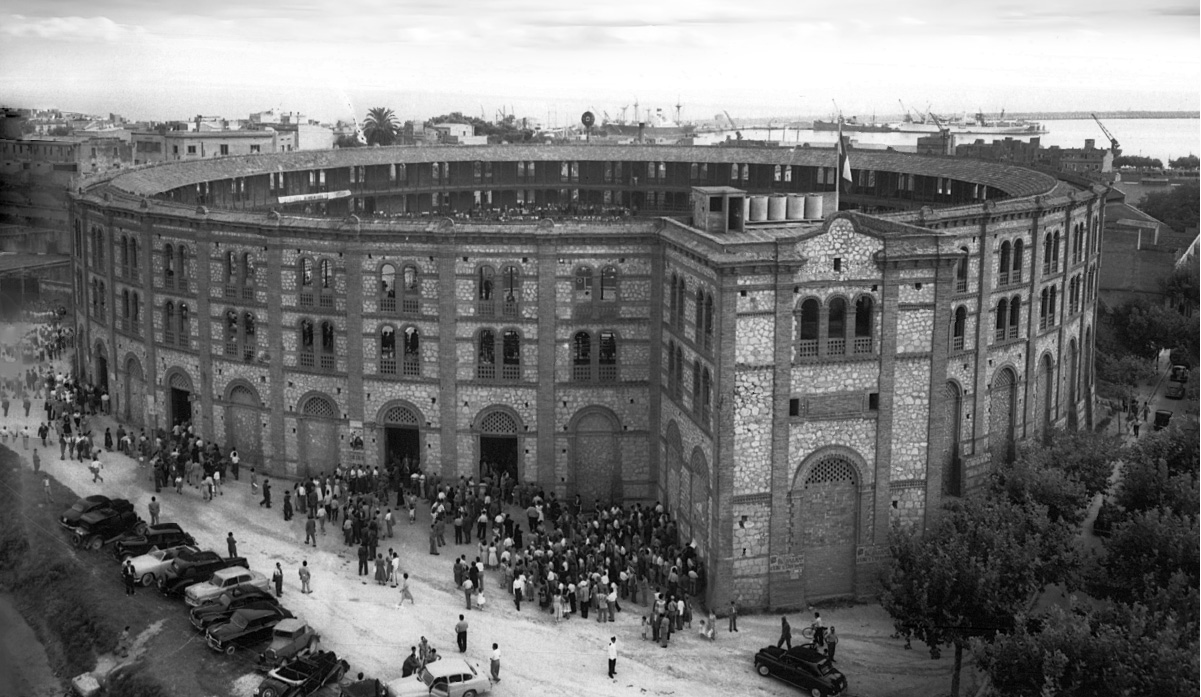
[1067,341,1079,430]
[94,342,109,392]
[571,409,620,509]
[298,394,339,479]
[124,356,145,427]
[939,382,964,497]
[688,447,711,560]
[478,409,519,481]
[1039,354,1054,436]
[990,367,1018,466]
[793,454,859,599]
[380,403,423,470]
[166,370,193,428]
[226,384,263,468]
[664,422,682,513]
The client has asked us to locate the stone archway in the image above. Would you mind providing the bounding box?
[664,422,682,515]
[1038,354,1054,436]
[688,447,711,560]
[990,367,1018,466]
[124,356,145,427]
[94,341,109,392]
[298,394,339,479]
[225,383,263,468]
[165,369,193,428]
[938,382,964,497]
[477,408,521,482]
[379,402,425,471]
[792,454,859,600]
[570,408,621,509]
[1067,341,1079,430]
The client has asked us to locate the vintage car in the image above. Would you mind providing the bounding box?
[252,650,349,697]
[185,566,270,607]
[59,496,132,529]
[1170,364,1190,383]
[1154,409,1173,431]
[258,619,321,670]
[753,644,848,697]
[192,598,291,633]
[1165,381,1185,399]
[113,523,196,561]
[126,544,200,586]
[190,587,281,625]
[70,507,145,551]
[206,607,288,655]
[159,551,250,597]
[385,657,491,697]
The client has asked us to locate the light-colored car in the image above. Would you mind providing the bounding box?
[386,657,491,697]
[127,544,200,586]
[185,566,269,607]
[258,618,321,670]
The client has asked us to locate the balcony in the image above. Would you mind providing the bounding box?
[501,300,519,318]
[853,337,873,354]
[956,278,968,293]
[319,354,335,372]
[319,294,335,310]
[299,292,314,307]
[131,320,141,335]
[241,286,255,302]
[952,336,965,351]
[120,318,130,333]
[572,364,591,381]
[380,357,397,374]
[224,340,237,357]
[242,346,255,362]
[380,296,397,313]
[797,340,818,358]
[1008,326,1019,340]
[477,299,495,317]
[476,363,496,380]
[402,297,419,314]
[994,327,1006,343]
[702,332,713,353]
[164,329,175,345]
[224,285,238,299]
[827,338,846,355]
[178,332,189,349]
[403,357,421,377]
[997,270,1009,287]
[598,364,617,382]
[300,352,315,368]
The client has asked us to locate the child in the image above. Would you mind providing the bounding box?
[641,616,648,640]
[408,495,417,523]
[251,467,259,494]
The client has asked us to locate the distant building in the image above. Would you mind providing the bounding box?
[1099,190,1198,309]
[430,123,487,145]
[131,130,280,165]
[0,135,133,229]
[954,137,1113,178]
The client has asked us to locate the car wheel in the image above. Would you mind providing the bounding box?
[810,689,823,697]
[88,536,103,551]
[225,645,237,656]
[133,522,148,535]
[141,573,156,586]
[756,663,770,677]
[259,687,280,697]
[463,691,476,697]
[71,533,84,547]
[331,664,346,682]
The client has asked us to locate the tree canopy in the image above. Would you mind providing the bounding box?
[1113,155,1163,169]
[1137,180,1200,233]
[1169,154,1199,170]
[362,107,398,146]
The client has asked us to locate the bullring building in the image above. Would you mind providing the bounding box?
[70,144,1104,610]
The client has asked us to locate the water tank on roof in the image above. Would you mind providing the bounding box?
[804,195,823,220]
[748,196,768,222]
[786,194,805,220]
[767,195,787,221]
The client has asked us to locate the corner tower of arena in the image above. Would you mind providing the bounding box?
[69,143,1105,611]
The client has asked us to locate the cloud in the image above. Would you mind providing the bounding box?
[0,14,143,41]
[1153,4,1200,14]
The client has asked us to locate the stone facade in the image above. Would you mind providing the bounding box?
[70,145,1105,612]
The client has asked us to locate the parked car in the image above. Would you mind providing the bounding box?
[1092,499,1116,538]
[1154,409,1173,431]
[192,598,291,633]
[1170,364,1190,383]
[59,496,132,530]
[753,644,848,697]
[385,657,491,697]
[70,507,145,551]
[113,523,196,561]
[1165,381,1185,399]
[185,566,270,607]
[253,650,349,697]
[190,587,282,627]
[159,551,250,597]
[258,619,321,671]
[126,544,200,586]
[207,607,288,655]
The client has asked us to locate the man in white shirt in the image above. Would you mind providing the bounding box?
[607,637,618,678]
[490,643,501,682]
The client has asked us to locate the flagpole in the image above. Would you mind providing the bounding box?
[834,118,842,214]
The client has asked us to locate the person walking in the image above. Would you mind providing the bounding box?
[299,560,312,594]
[400,573,415,605]
[607,637,618,678]
[305,514,317,547]
[512,574,524,611]
[357,542,370,577]
[463,577,474,611]
[32,449,40,474]
[43,475,52,502]
[728,599,739,632]
[90,455,103,483]
[272,562,284,597]
[428,524,440,555]
[811,611,826,647]
[260,478,272,508]
[777,616,792,649]
[148,496,160,526]
[490,643,501,682]
[227,532,238,559]
[122,559,137,596]
[826,626,839,662]
[455,615,469,653]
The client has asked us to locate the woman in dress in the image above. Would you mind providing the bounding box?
[374,553,386,585]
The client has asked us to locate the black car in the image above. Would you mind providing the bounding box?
[207,607,288,655]
[191,596,289,632]
[754,644,847,696]
[159,551,250,597]
[59,496,133,529]
[253,651,350,697]
[113,523,197,560]
[70,508,145,550]
[1154,409,1173,431]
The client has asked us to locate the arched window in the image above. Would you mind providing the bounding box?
[478,265,496,314]
[379,325,397,374]
[319,259,333,290]
[300,257,314,287]
[669,274,679,328]
[674,344,684,399]
[1012,238,1024,282]
[163,243,175,286]
[478,328,497,379]
[956,248,969,292]
[164,301,176,344]
[668,340,677,396]
[952,306,967,350]
[122,289,130,326]
[175,245,187,290]
[241,253,254,287]
[995,298,1009,342]
[319,321,336,371]
[1043,233,1053,274]
[827,297,847,355]
[798,298,819,357]
[703,294,714,351]
[695,289,705,343]
[600,266,618,301]
[242,313,256,361]
[574,266,593,298]
[299,319,315,367]
[224,309,239,355]
[90,278,98,316]
[1049,285,1057,324]
[676,276,687,328]
[502,329,521,380]
[121,236,130,275]
[131,292,141,333]
[225,251,237,284]
[502,265,519,316]
[97,281,106,316]
[379,264,397,311]
[1052,231,1061,271]
[691,360,701,415]
[596,331,617,382]
[700,368,712,426]
[95,228,104,265]
[853,297,873,354]
[998,241,1012,284]
[1008,296,1021,339]
[403,326,421,377]
[572,331,591,381]
[129,238,138,273]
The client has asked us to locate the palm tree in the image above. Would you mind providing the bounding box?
[363,107,399,146]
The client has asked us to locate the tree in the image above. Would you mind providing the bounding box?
[1113,155,1163,169]
[334,134,363,148]
[362,107,399,146]
[1138,180,1200,233]
[879,496,1077,697]
[1111,299,1193,360]
[1101,507,1199,606]
[1022,428,1119,501]
[1112,425,1200,518]
[1169,154,1199,170]
[1161,257,1200,319]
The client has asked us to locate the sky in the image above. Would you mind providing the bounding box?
[0,0,1198,125]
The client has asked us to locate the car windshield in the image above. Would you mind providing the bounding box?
[816,661,835,676]
[150,549,167,561]
[418,668,436,687]
[231,614,250,629]
[69,501,88,513]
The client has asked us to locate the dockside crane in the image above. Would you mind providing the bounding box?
[898,99,912,123]
[722,110,742,140]
[1091,114,1122,157]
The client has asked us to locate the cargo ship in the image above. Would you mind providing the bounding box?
[812,117,895,133]
[891,112,1047,135]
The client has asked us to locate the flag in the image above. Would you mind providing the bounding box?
[836,120,853,190]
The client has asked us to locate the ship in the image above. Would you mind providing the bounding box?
[890,111,1047,135]
[812,117,896,133]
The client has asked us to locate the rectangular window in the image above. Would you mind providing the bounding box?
[220,144,229,155]
[789,398,800,417]
[187,145,196,155]
[250,145,260,153]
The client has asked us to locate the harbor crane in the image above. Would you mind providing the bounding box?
[722,110,742,140]
[898,99,912,123]
[675,98,683,125]
[1091,114,1122,157]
